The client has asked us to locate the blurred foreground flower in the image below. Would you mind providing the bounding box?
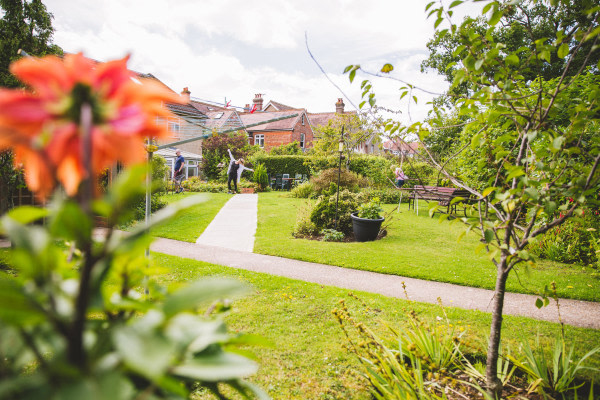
[0,53,181,198]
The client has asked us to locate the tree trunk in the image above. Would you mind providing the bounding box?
[486,257,509,399]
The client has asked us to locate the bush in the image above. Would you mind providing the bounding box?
[310,185,362,236]
[133,193,167,221]
[289,181,316,199]
[357,197,383,219]
[360,187,406,204]
[292,201,319,238]
[320,228,344,242]
[183,177,255,193]
[250,154,310,176]
[530,210,600,267]
[253,163,269,192]
[310,168,368,195]
[151,154,170,193]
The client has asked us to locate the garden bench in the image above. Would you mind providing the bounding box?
[408,185,473,215]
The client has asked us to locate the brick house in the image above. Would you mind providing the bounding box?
[239,94,313,152]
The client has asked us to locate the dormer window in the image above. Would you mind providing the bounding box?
[214,112,224,119]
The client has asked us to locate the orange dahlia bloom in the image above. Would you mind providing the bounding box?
[0,53,181,198]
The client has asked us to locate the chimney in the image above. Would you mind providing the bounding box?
[181,87,191,102]
[245,104,250,112]
[253,93,263,111]
[335,98,345,113]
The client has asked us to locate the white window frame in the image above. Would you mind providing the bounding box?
[254,134,265,147]
[300,133,305,148]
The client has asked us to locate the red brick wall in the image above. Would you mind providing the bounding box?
[255,117,314,152]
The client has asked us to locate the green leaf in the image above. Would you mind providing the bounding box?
[489,10,503,26]
[380,63,394,73]
[163,278,249,318]
[557,43,569,59]
[49,201,93,242]
[113,324,176,379]
[449,0,463,9]
[484,229,494,244]
[482,187,496,197]
[4,206,48,226]
[535,298,543,309]
[0,279,46,325]
[172,352,258,381]
[475,59,484,70]
[349,69,356,83]
[505,54,519,66]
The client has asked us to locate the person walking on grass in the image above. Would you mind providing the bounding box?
[227,148,253,194]
[174,149,185,193]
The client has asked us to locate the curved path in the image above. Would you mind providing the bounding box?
[149,194,600,330]
[3,194,598,329]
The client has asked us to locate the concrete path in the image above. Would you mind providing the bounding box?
[151,237,600,330]
[195,194,257,252]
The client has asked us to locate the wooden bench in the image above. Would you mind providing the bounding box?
[408,185,473,214]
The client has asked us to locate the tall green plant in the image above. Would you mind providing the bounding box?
[253,162,269,192]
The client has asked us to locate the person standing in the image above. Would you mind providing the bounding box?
[227,149,253,194]
[174,149,185,193]
[394,167,407,188]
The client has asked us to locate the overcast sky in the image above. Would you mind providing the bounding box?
[44,0,483,124]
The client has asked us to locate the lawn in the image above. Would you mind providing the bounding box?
[127,192,232,242]
[253,192,600,302]
[153,253,600,400]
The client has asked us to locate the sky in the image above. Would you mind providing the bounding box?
[43,0,483,124]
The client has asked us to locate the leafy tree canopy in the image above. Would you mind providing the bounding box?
[0,0,62,88]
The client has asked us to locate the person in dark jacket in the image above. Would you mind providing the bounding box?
[227,149,253,194]
[174,149,185,193]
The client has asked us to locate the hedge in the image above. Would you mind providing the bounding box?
[250,154,310,177]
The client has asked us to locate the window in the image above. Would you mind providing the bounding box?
[186,160,198,178]
[300,133,305,148]
[254,134,264,147]
[168,121,180,133]
[301,114,305,125]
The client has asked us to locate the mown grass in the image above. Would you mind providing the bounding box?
[153,253,600,400]
[127,192,232,242]
[254,192,600,302]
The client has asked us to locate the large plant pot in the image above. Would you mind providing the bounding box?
[351,213,384,242]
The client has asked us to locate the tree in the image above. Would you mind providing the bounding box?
[347,0,600,397]
[201,131,251,180]
[0,0,62,213]
[1,0,62,88]
[311,113,381,168]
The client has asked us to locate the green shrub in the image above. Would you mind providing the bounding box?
[182,177,255,193]
[292,201,319,238]
[310,185,362,235]
[348,155,393,186]
[320,228,344,242]
[530,210,600,267]
[289,181,316,199]
[360,187,407,204]
[253,163,269,192]
[250,154,310,176]
[133,193,167,221]
[357,197,383,219]
[310,168,368,195]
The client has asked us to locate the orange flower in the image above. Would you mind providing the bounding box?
[0,53,181,198]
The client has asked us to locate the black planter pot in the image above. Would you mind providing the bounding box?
[351,213,384,242]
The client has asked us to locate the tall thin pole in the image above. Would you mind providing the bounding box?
[334,127,344,230]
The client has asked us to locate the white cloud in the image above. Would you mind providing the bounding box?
[44,0,481,124]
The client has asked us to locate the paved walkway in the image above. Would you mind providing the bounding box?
[195,194,257,252]
[151,237,600,330]
[2,193,599,329]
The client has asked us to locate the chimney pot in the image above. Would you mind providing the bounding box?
[335,98,345,114]
[181,87,191,102]
[252,93,264,111]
